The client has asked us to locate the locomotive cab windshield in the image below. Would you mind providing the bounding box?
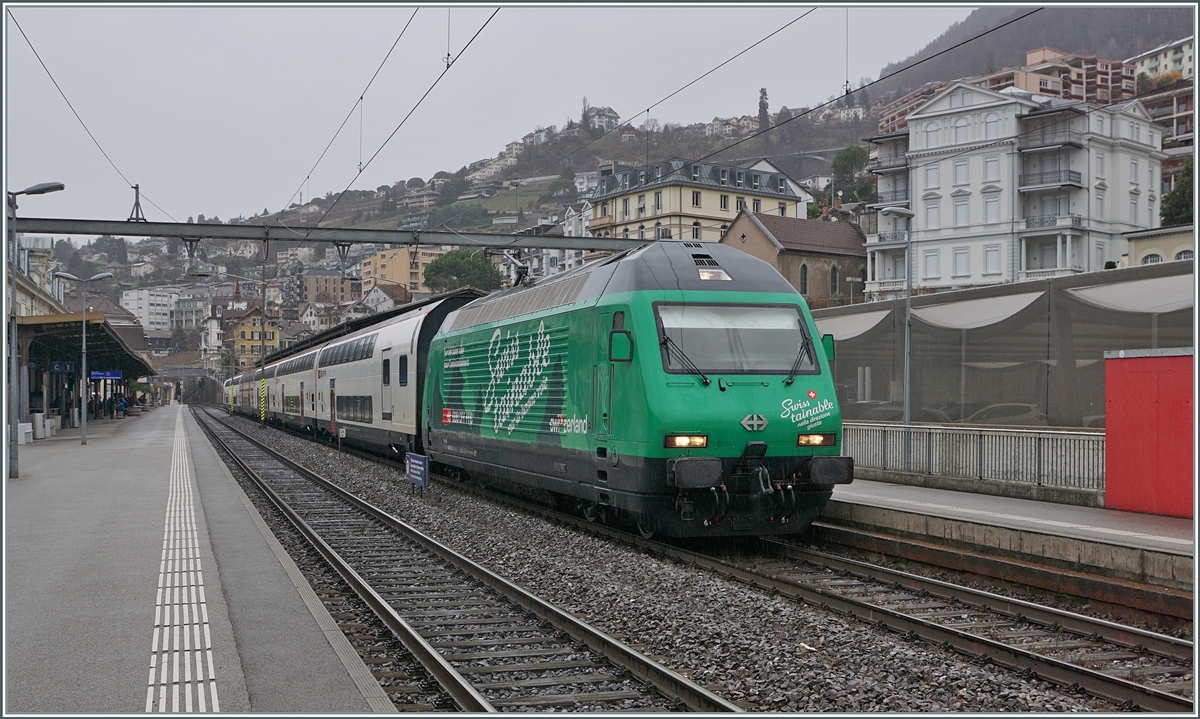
[653,302,818,376]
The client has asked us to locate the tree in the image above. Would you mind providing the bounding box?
[1136,71,1154,95]
[433,170,453,180]
[581,95,589,128]
[376,185,390,194]
[757,88,770,132]
[53,239,76,265]
[93,235,127,265]
[1160,160,1193,227]
[830,145,869,193]
[406,177,425,189]
[423,249,502,292]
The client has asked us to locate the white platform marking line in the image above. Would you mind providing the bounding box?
[146,410,219,712]
[837,490,1194,546]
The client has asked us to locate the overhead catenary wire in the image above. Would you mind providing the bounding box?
[432,6,819,233]
[301,7,500,239]
[276,7,420,225]
[7,9,179,222]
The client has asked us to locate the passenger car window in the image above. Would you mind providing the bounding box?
[399,355,409,386]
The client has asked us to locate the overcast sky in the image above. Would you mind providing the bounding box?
[6,4,976,236]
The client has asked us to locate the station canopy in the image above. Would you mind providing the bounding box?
[18,312,155,380]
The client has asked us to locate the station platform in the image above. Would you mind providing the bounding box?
[832,479,1194,556]
[828,479,1194,594]
[5,404,393,714]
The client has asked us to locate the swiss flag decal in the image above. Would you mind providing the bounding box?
[807,389,818,399]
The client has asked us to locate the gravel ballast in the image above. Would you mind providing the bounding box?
[223,416,1120,712]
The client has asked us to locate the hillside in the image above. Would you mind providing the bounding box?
[874,6,1194,99]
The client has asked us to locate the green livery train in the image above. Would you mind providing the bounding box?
[227,239,852,538]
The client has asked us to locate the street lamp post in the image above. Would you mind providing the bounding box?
[845,276,862,305]
[55,271,113,445]
[8,181,65,477]
[879,206,917,470]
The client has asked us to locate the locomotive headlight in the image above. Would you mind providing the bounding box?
[665,434,708,448]
[797,433,836,446]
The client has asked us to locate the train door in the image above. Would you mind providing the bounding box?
[594,312,613,438]
[381,349,393,421]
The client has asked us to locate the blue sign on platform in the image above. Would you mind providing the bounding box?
[90,370,123,380]
[50,361,76,374]
[406,453,429,488]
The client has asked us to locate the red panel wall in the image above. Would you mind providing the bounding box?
[1105,354,1194,518]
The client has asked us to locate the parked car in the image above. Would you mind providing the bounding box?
[1080,414,1105,429]
[853,403,952,424]
[840,400,891,420]
[964,403,1048,427]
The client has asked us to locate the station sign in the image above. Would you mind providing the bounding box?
[406,452,428,488]
[90,370,123,380]
[50,361,76,374]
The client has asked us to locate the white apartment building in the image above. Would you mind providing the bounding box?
[1125,36,1194,81]
[121,287,179,331]
[864,82,1164,297]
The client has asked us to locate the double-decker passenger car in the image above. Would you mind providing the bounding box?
[231,242,852,537]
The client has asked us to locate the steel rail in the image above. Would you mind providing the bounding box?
[765,539,1194,660]
[198,408,740,713]
[193,409,495,712]
[422,474,1194,712]
[204,406,1191,712]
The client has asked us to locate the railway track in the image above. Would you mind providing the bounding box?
[448,481,1193,712]
[204,407,1193,712]
[192,407,738,713]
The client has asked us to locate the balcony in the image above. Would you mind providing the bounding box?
[868,152,908,172]
[1018,129,1083,150]
[1021,267,1083,280]
[871,230,909,245]
[1018,169,1083,190]
[869,279,908,293]
[1024,214,1082,229]
[1147,103,1175,118]
[870,188,910,204]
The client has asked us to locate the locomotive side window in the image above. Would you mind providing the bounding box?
[399,355,409,386]
[382,358,391,385]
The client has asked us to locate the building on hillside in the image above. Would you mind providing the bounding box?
[361,282,411,314]
[299,302,339,332]
[1120,224,1194,266]
[145,329,172,357]
[722,211,867,304]
[275,246,317,265]
[1125,36,1194,81]
[121,287,179,331]
[862,82,1165,299]
[1137,79,1193,197]
[798,174,833,192]
[360,246,448,294]
[401,189,439,209]
[171,288,212,329]
[876,82,953,134]
[971,47,1135,104]
[586,106,620,132]
[504,140,524,159]
[278,321,311,351]
[587,158,812,242]
[226,305,280,369]
[297,269,360,304]
[130,262,154,279]
[338,300,373,324]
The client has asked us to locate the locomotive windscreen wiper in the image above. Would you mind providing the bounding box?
[660,333,711,386]
[783,340,812,386]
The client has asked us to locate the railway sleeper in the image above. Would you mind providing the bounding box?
[476,673,622,690]
[488,690,649,708]
[455,660,608,675]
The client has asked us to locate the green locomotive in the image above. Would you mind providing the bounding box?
[424,240,852,537]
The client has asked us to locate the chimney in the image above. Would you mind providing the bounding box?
[834,197,842,210]
[821,206,829,220]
